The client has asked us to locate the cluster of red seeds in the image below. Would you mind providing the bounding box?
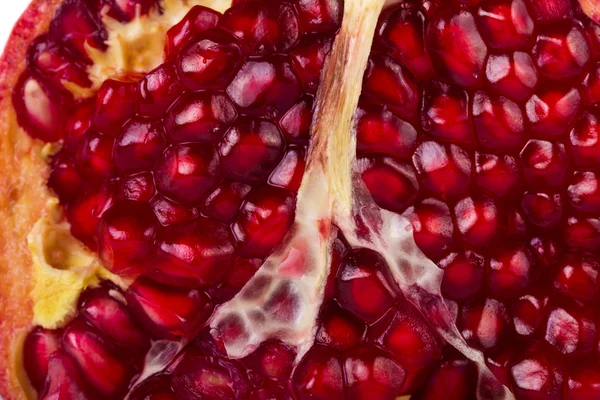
[355,0,600,398]
[13,0,600,398]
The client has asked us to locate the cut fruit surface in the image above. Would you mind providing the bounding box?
[3,0,600,399]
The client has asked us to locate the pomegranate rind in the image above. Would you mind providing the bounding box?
[0,1,68,399]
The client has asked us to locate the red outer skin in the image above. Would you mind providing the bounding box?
[0,1,64,399]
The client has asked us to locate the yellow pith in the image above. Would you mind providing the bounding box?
[26,0,235,331]
[28,198,125,329]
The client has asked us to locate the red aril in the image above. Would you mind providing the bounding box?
[176,30,243,91]
[23,327,60,392]
[336,248,396,323]
[62,319,138,396]
[292,346,344,400]
[126,277,213,339]
[165,6,221,57]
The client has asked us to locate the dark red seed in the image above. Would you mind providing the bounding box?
[165,5,221,57]
[176,30,244,91]
[98,200,158,277]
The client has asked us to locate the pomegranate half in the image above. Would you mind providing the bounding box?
[0,0,599,399]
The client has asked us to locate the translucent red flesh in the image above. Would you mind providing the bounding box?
[14,0,600,399]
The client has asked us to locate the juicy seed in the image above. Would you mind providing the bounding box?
[336,248,396,323]
[126,277,214,339]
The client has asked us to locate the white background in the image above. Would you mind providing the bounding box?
[0,3,32,51]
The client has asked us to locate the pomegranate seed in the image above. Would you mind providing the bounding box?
[512,292,547,336]
[526,0,572,21]
[98,200,158,276]
[49,0,106,59]
[269,146,307,191]
[488,244,535,299]
[12,73,72,142]
[473,91,526,152]
[369,304,442,393]
[171,348,250,400]
[279,96,313,144]
[28,35,91,88]
[568,171,600,214]
[114,118,166,171]
[520,139,568,190]
[177,30,243,91]
[336,248,395,323]
[543,304,596,354]
[293,346,344,400]
[377,6,433,80]
[566,216,600,251]
[165,6,221,57]
[154,143,221,205]
[62,319,137,396]
[290,35,332,94]
[165,92,237,143]
[586,20,600,57]
[567,361,600,400]
[75,130,116,180]
[151,195,199,226]
[526,87,581,140]
[439,251,485,301]
[506,209,528,238]
[118,172,156,202]
[415,356,477,399]
[420,81,474,148]
[486,52,538,102]
[475,152,521,198]
[477,0,534,50]
[403,198,455,260]
[582,62,600,105]
[48,152,84,202]
[413,141,472,201]
[23,327,60,392]
[40,352,93,400]
[129,375,177,400]
[157,217,235,287]
[454,194,499,248]
[296,0,342,33]
[137,63,183,117]
[232,186,296,257]
[126,277,213,339]
[533,21,590,81]
[363,54,419,122]
[219,118,285,184]
[359,156,418,213]
[316,301,366,351]
[486,347,517,389]
[426,8,488,88]
[220,1,299,55]
[553,254,600,301]
[79,287,149,352]
[216,257,262,301]
[356,102,417,159]
[521,192,563,228]
[202,181,251,222]
[103,0,158,22]
[343,346,405,399]
[530,236,562,268]
[568,110,600,169]
[244,340,296,382]
[65,99,95,154]
[92,79,136,136]
[226,57,301,117]
[459,297,510,350]
[67,183,116,249]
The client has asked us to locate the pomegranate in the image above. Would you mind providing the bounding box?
[1,0,599,399]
